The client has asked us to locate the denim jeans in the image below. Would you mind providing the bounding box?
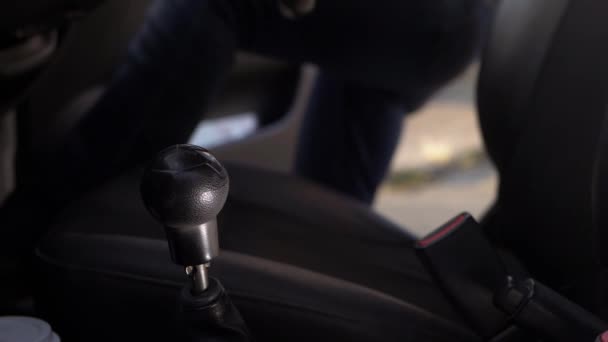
[50,0,491,204]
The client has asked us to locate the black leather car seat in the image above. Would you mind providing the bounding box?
[478,0,608,317]
[33,0,608,340]
[37,165,474,341]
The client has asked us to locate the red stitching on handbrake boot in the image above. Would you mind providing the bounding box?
[416,214,467,248]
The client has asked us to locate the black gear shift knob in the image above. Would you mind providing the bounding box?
[140,144,229,228]
[141,144,229,293]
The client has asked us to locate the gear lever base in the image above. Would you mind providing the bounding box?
[179,278,250,342]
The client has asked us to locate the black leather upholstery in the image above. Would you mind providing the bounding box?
[36,163,472,341]
[37,234,477,342]
[477,0,569,173]
[479,0,608,316]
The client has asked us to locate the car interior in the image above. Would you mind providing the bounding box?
[3,0,608,341]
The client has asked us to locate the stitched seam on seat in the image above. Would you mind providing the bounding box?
[35,248,366,322]
[35,251,380,325]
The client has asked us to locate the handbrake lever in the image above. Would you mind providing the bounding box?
[415,213,513,339]
[416,213,608,341]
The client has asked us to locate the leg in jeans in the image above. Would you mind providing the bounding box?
[50,0,241,201]
[291,1,493,203]
[295,72,406,204]
[50,0,488,206]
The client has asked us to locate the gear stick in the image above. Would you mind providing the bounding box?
[141,144,250,341]
[141,144,228,293]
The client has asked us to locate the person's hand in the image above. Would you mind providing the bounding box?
[278,0,316,19]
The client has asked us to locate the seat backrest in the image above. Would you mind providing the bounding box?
[478,0,608,316]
